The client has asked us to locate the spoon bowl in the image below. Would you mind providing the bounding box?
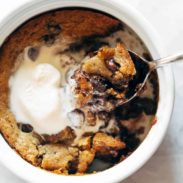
[123,51,152,103]
[117,50,183,106]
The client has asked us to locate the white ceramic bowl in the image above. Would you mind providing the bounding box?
[0,0,174,182]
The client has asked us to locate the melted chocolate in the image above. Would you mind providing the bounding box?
[105,58,120,72]
[18,123,33,133]
[27,47,39,61]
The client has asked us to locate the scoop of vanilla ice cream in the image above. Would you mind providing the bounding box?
[9,45,104,137]
[9,45,78,135]
[10,63,72,134]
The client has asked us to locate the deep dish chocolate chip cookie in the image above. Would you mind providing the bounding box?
[0,8,158,175]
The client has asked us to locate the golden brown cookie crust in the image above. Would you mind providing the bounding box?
[82,43,136,82]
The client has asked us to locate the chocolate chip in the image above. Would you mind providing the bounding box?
[82,35,99,47]
[138,97,157,115]
[27,47,39,61]
[137,127,145,134]
[68,158,79,174]
[116,38,122,43]
[42,22,61,46]
[105,58,120,72]
[18,123,33,133]
[42,34,56,45]
[69,42,83,52]
[108,23,124,34]
[47,21,62,35]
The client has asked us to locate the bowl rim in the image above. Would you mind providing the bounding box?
[0,0,174,183]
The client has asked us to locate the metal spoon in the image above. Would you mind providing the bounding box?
[117,51,183,106]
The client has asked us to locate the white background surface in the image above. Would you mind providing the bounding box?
[0,0,183,182]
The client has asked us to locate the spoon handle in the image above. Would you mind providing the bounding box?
[153,52,183,68]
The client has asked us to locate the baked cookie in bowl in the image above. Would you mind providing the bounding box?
[0,0,174,182]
